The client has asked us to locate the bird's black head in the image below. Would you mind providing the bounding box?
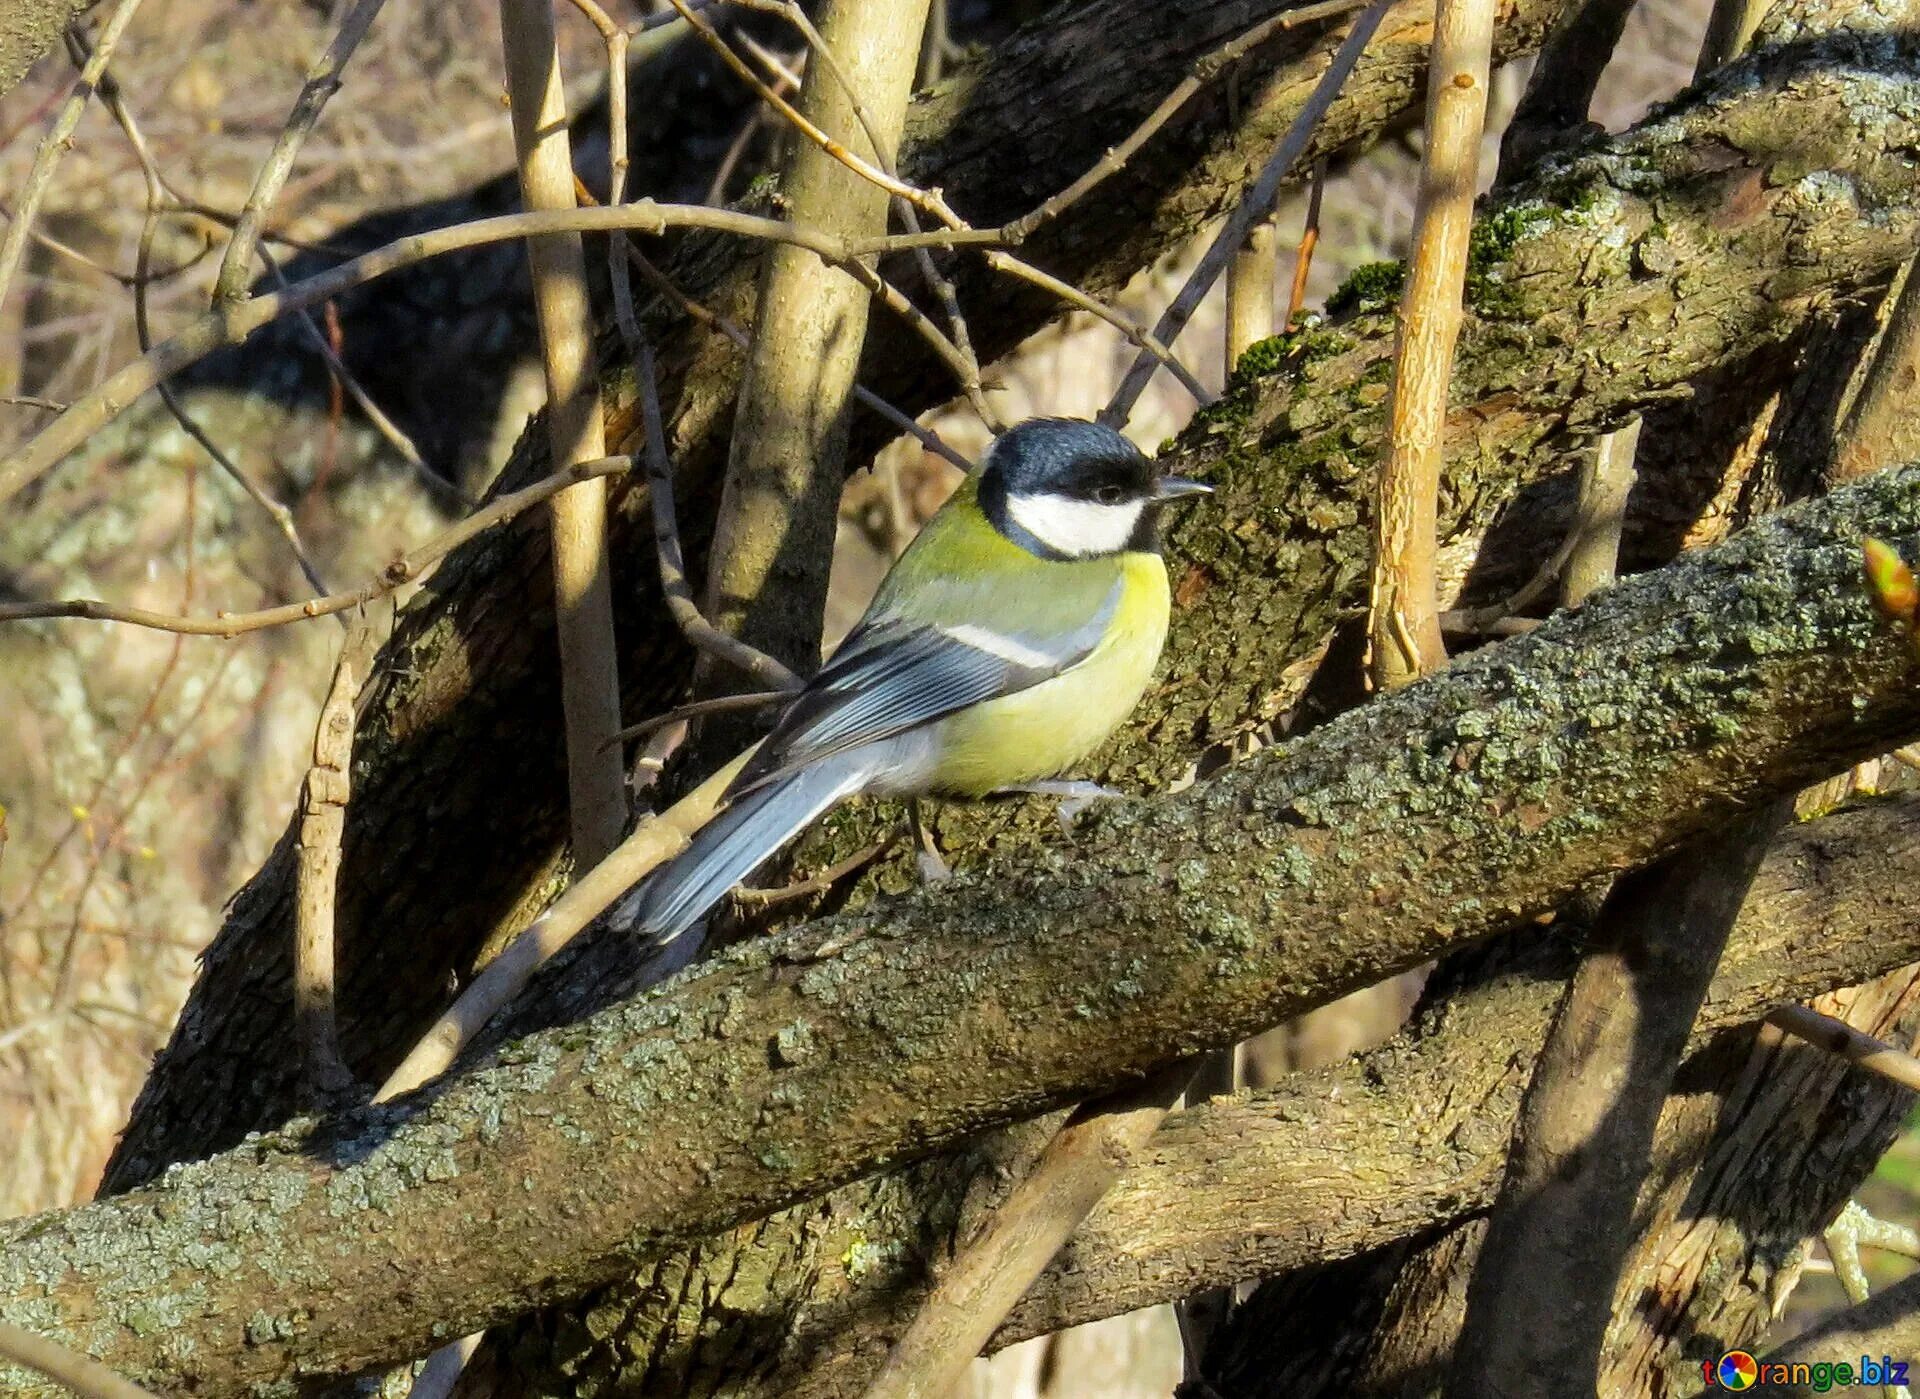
[977,417,1209,560]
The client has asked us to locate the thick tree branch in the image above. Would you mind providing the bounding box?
[500,794,1920,1399]
[1445,803,1791,1397]
[102,0,1592,1192]
[5,468,1920,1396]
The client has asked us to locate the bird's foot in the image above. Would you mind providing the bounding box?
[910,799,952,883]
[994,779,1125,828]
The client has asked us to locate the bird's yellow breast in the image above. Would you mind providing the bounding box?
[923,551,1170,796]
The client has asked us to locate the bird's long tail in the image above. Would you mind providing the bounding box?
[624,749,873,949]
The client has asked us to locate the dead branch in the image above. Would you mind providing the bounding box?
[0,457,632,635]
[0,0,148,321]
[502,0,628,867]
[1101,0,1392,427]
[1226,220,1278,365]
[372,748,755,1103]
[294,625,374,1108]
[210,0,390,305]
[1559,420,1640,608]
[1768,1002,1920,1094]
[0,1322,157,1399]
[1365,0,1493,689]
[866,1063,1196,1399]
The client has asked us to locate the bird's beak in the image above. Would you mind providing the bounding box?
[1152,476,1212,502]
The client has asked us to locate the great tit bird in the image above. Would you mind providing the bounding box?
[624,416,1209,947]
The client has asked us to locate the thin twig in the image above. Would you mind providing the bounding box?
[0,1321,159,1399]
[664,0,952,224]
[998,0,1371,246]
[729,833,896,906]
[374,747,756,1102]
[739,0,1000,427]
[1364,0,1492,689]
[102,36,334,599]
[1101,0,1392,428]
[0,0,149,321]
[864,1062,1197,1399]
[504,0,634,868]
[258,246,464,509]
[637,339,803,692]
[295,622,373,1108]
[211,0,390,305]
[1769,1002,1920,1095]
[1286,158,1328,322]
[602,689,791,749]
[0,201,999,509]
[0,457,632,635]
[986,250,1213,408]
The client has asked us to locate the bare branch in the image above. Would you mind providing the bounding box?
[295,625,374,1108]
[1559,420,1639,608]
[0,457,632,636]
[638,338,804,692]
[1768,1002,1920,1094]
[0,1322,158,1399]
[373,747,755,1103]
[1101,0,1392,427]
[503,0,642,867]
[1365,0,1493,689]
[698,0,932,698]
[866,1063,1195,1399]
[0,0,148,321]
[998,0,1372,246]
[1225,220,1277,366]
[210,0,390,305]
[0,202,999,514]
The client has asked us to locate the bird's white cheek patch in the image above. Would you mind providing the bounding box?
[1007,492,1144,558]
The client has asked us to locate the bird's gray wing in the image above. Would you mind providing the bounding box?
[732,593,1117,796]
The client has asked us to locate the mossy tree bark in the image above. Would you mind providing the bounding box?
[4,467,1920,1398]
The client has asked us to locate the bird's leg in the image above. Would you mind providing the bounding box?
[910,799,951,883]
[991,779,1126,828]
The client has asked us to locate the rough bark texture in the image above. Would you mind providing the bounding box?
[0,0,88,101]
[5,467,1920,1397]
[100,0,1588,1192]
[1205,962,1920,1399]
[1445,804,1790,1398]
[487,795,1920,1399]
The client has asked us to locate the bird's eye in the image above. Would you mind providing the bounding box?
[1095,485,1125,505]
